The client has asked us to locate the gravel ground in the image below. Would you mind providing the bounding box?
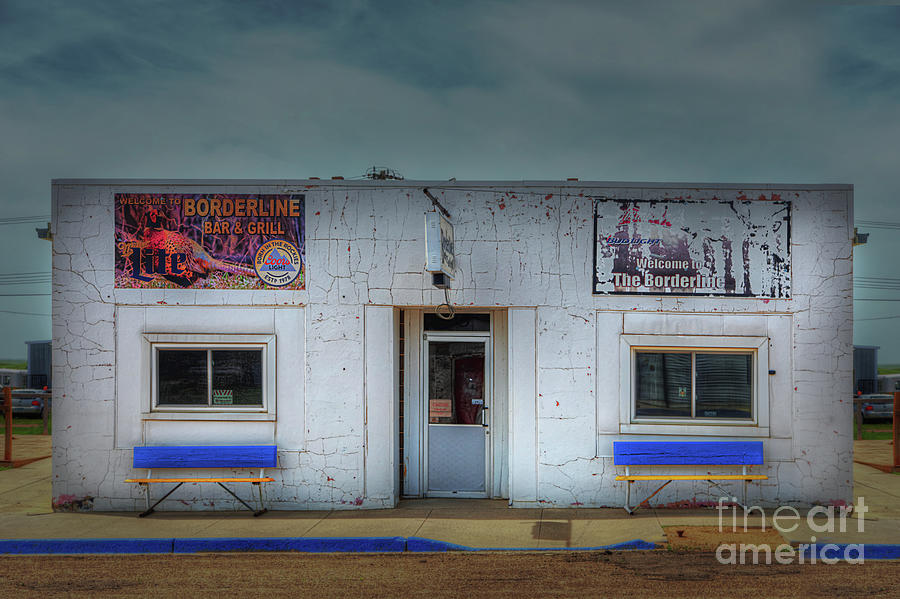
[2,551,898,598]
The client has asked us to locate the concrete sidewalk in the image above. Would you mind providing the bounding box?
[2,455,898,551]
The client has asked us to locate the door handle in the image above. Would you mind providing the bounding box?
[481,406,489,428]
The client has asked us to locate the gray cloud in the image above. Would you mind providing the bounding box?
[0,0,898,361]
[0,35,205,88]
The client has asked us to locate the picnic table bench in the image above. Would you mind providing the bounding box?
[613,441,767,514]
[125,445,277,517]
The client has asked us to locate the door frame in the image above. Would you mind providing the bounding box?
[422,331,492,498]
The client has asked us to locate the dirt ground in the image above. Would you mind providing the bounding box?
[663,526,788,551]
[1,552,898,599]
[1,434,51,465]
[854,439,896,472]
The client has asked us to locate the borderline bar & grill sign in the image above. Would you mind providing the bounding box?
[114,194,305,290]
[593,198,791,297]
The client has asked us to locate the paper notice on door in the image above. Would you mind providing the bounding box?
[429,398,452,419]
[471,398,483,405]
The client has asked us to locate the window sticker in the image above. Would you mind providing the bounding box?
[213,389,234,405]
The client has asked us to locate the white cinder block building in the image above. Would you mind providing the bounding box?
[50,179,854,511]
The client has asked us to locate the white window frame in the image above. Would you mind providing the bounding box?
[619,334,769,437]
[142,333,276,421]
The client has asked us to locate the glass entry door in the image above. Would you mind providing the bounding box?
[424,335,490,497]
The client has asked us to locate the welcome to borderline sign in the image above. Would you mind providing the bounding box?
[592,198,791,297]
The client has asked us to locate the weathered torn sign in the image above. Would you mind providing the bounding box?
[593,199,791,297]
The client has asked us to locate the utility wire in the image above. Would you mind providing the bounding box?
[0,293,50,296]
[0,215,50,225]
[855,220,900,229]
[0,309,50,317]
[0,276,51,280]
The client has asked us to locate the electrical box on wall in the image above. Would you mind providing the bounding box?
[425,211,456,280]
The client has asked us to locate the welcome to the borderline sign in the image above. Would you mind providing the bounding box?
[593,198,791,297]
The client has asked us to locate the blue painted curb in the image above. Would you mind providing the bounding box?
[799,544,900,561]
[174,536,407,554]
[0,536,661,555]
[407,537,470,552]
[406,537,659,552]
[0,538,174,555]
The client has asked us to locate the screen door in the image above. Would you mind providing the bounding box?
[424,335,490,497]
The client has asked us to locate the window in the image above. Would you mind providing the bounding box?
[634,350,753,420]
[424,312,491,332]
[618,334,769,436]
[145,334,275,415]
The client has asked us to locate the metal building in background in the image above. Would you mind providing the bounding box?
[26,340,51,389]
[853,345,879,395]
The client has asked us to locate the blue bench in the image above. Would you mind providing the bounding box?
[125,445,277,517]
[613,441,767,514]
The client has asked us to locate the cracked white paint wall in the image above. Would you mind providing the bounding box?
[51,181,853,510]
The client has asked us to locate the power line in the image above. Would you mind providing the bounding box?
[856,220,900,228]
[0,271,52,287]
[0,309,49,317]
[0,215,50,226]
[0,275,51,285]
[854,277,900,290]
[0,293,50,296]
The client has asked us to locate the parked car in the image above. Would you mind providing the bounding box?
[857,393,895,422]
[10,388,47,417]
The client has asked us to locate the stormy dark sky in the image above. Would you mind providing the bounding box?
[1,1,898,363]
